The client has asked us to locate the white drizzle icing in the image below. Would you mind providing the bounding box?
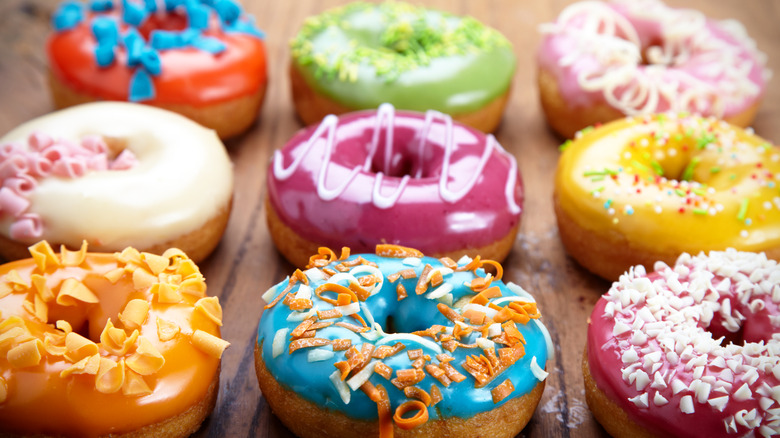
[540,0,769,117]
[272,104,520,213]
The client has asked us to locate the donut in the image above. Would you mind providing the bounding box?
[537,0,770,139]
[0,101,233,263]
[585,249,780,437]
[267,104,523,268]
[289,2,516,133]
[255,244,553,438]
[554,112,780,280]
[0,240,229,436]
[48,0,268,140]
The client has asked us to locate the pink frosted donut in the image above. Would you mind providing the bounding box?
[266,103,523,267]
[585,249,780,437]
[537,0,770,138]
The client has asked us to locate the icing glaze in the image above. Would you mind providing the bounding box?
[0,102,233,251]
[555,113,780,256]
[257,246,552,428]
[290,2,516,114]
[268,104,523,255]
[48,0,266,105]
[588,249,780,437]
[0,241,228,436]
[538,0,769,118]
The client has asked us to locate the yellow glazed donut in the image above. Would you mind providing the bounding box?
[0,102,233,263]
[554,113,780,280]
[0,240,229,437]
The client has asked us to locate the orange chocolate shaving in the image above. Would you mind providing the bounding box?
[335,321,368,333]
[403,386,432,406]
[491,378,515,403]
[372,342,405,359]
[430,384,443,405]
[396,283,408,301]
[375,244,423,259]
[437,303,464,323]
[289,338,331,354]
[331,338,352,351]
[315,283,358,306]
[480,259,504,281]
[438,257,457,270]
[393,400,428,430]
[375,362,393,380]
[414,264,433,295]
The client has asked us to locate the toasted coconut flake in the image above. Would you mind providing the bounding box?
[347,360,377,391]
[60,241,88,267]
[307,348,334,362]
[272,328,288,358]
[132,267,158,290]
[123,368,152,396]
[195,297,223,326]
[31,274,54,302]
[65,332,98,362]
[393,400,429,430]
[191,330,229,359]
[376,244,423,258]
[120,299,149,330]
[126,337,166,374]
[96,357,125,394]
[329,370,351,404]
[28,241,60,271]
[491,378,514,403]
[7,339,43,368]
[530,356,548,381]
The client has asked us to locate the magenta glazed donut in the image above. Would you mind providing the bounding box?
[266,104,523,267]
[537,0,770,138]
[585,249,780,437]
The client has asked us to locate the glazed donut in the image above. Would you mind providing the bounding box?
[0,240,229,436]
[267,104,523,268]
[289,2,516,133]
[0,101,233,263]
[554,112,780,280]
[585,249,780,437]
[537,0,770,139]
[48,0,267,140]
[255,244,553,438]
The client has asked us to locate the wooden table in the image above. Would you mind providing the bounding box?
[1,0,779,436]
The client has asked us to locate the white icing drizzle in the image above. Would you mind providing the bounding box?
[272,104,520,212]
[600,249,780,434]
[540,0,769,117]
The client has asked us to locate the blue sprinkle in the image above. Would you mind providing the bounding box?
[140,49,162,75]
[89,0,114,12]
[625,206,634,215]
[187,2,210,29]
[604,200,613,209]
[52,1,84,31]
[745,218,753,226]
[192,35,226,53]
[769,182,776,189]
[224,17,265,38]
[122,29,145,66]
[164,0,185,12]
[122,0,147,26]
[94,43,116,67]
[129,69,155,101]
[214,0,240,23]
[91,16,119,47]
[143,0,158,12]
[150,30,182,50]
[179,28,200,44]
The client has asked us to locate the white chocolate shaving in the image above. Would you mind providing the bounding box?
[156,317,180,342]
[120,299,149,330]
[191,330,230,359]
[56,278,98,306]
[125,337,165,375]
[195,296,223,326]
[96,357,125,394]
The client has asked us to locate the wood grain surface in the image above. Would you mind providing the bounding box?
[1,0,779,436]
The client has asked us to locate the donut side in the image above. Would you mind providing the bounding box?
[0,200,231,264]
[49,72,266,141]
[290,63,512,134]
[255,343,544,438]
[265,197,519,268]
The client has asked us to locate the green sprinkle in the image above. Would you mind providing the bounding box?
[591,186,605,194]
[559,140,572,152]
[675,189,686,197]
[579,126,594,136]
[584,170,607,177]
[631,160,650,173]
[692,188,707,197]
[737,199,749,221]
[693,208,708,215]
[710,166,721,174]
[696,132,717,149]
[651,160,664,176]
[681,157,701,182]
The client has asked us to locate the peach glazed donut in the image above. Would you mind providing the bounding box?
[554,113,780,280]
[48,0,267,139]
[289,2,516,133]
[0,101,233,263]
[256,244,553,438]
[267,104,523,268]
[585,249,780,437]
[0,240,229,436]
[537,0,770,139]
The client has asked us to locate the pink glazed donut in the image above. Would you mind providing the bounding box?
[585,249,780,437]
[266,103,523,267]
[537,0,770,138]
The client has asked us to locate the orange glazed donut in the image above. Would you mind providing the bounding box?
[0,240,229,437]
[537,0,770,139]
[48,0,267,140]
[554,113,780,280]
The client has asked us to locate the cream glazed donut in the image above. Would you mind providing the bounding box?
[266,104,523,268]
[0,102,233,262]
[585,250,780,437]
[537,0,770,139]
